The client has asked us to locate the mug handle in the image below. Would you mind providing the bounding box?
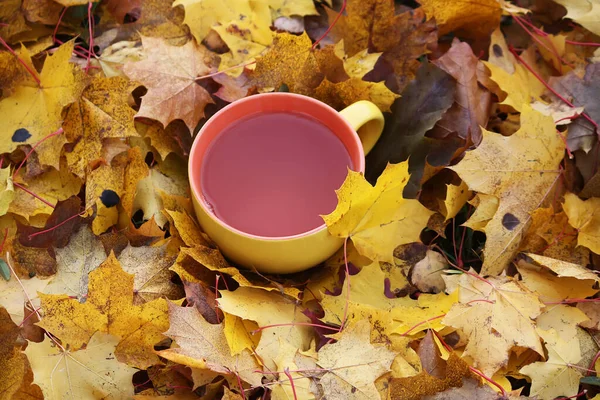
[339,101,385,155]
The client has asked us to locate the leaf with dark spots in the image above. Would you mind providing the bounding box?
[365,61,458,197]
[12,128,31,142]
[183,280,223,325]
[17,196,83,248]
[492,44,503,57]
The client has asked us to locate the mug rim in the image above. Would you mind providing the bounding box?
[188,92,365,241]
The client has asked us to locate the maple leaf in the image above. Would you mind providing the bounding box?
[317,320,396,400]
[551,0,600,36]
[0,41,86,156]
[25,332,136,399]
[313,77,399,112]
[450,105,564,276]
[520,329,583,400]
[0,166,15,217]
[38,252,169,368]
[218,287,312,371]
[43,225,106,300]
[86,159,126,235]
[417,0,502,37]
[327,1,437,92]
[0,0,30,42]
[0,273,48,324]
[365,61,458,196]
[0,307,42,400]
[63,75,140,178]
[442,273,544,376]
[483,30,546,112]
[251,32,322,95]
[323,161,434,263]
[562,193,600,254]
[158,302,262,387]
[123,36,218,133]
[431,39,492,145]
[118,243,183,304]
[442,180,471,221]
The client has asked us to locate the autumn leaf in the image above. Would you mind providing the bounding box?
[442,273,544,376]
[551,0,600,36]
[25,332,137,400]
[251,32,321,94]
[42,225,106,300]
[323,161,434,263]
[63,75,139,178]
[158,302,262,387]
[442,180,471,221]
[417,0,502,37]
[450,105,564,276]
[327,1,437,92]
[562,193,600,254]
[218,287,312,371]
[317,320,396,400]
[431,39,492,145]
[365,61,458,196]
[520,329,584,400]
[38,252,169,368]
[0,41,86,156]
[123,35,218,133]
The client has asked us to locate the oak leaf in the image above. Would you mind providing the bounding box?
[317,320,396,400]
[442,273,544,376]
[450,106,564,275]
[0,41,86,157]
[38,252,169,368]
[25,332,136,400]
[158,302,261,386]
[123,36,218,133]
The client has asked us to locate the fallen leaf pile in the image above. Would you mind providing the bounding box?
[2,0,600,399]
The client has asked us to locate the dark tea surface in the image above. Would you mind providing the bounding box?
[201,111,352,237]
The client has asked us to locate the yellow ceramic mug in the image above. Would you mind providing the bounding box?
[188,93,384,274]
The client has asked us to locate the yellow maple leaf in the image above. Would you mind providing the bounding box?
[442,273,544,376]
[158,302,261,387]
[25,332,136,400]
[323,161,434,263]
[63,75,140,179]
[483,29,546,112]
[123,36,218,133]
[450,106,564,275]
[218,287,312,371]
[0,166,15,217]
[517,260,599,303]
[441,180,471,221]
[222,312,258,357]
[251,32,321,94]
[314,77,399,112]
[38,252,169,369]
[417,0,502,37]
[563,192,600,254]
[520,329,583,400]
[0,41,86,156]
[317,320,396,400]
[462,193,499,232]
[552,0,600,36]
